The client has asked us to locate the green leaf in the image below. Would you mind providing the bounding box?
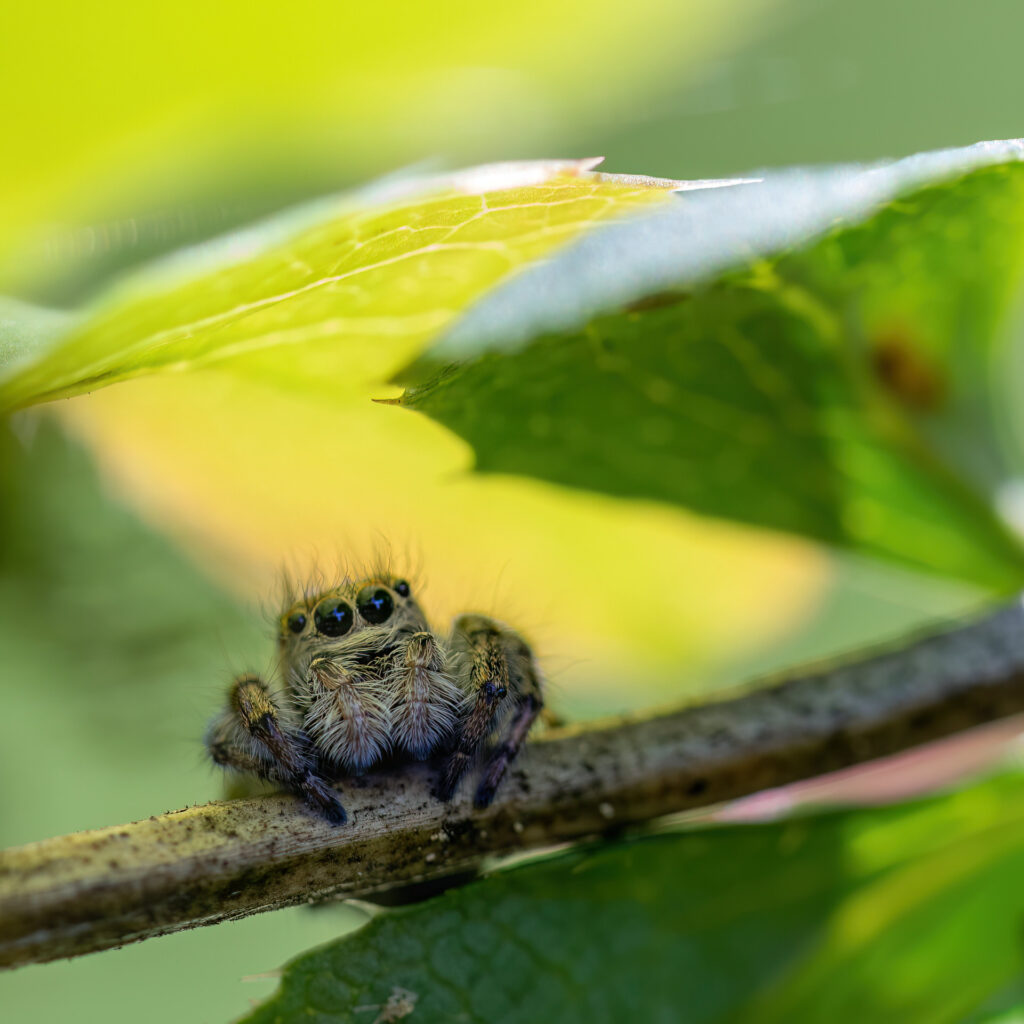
[0,298,73,378]
[969,1006,1024,1024]
[0,163,675,412]
[401,142,1024,590]
[244,771,1024,1024]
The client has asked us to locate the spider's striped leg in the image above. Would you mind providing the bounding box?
[474,692,543,809]
[474,626,543,808]
[434,616,510,801]
[206,673,347,825]
[435,615,542,805]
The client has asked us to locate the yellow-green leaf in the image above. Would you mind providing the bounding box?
[0,164,676,412]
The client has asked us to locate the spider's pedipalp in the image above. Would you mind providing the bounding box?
[389,630,464,759]
[304,655,392,773]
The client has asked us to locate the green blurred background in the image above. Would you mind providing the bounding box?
[3,0,1024,1020]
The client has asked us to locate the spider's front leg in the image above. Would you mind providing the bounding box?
[434,615,543,808]
[206,673,347,825]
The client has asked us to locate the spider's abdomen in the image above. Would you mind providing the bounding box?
[389,631,463,759]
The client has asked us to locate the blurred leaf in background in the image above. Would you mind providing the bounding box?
[603,0,1024,178]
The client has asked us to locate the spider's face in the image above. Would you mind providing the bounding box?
[277,577,426,656]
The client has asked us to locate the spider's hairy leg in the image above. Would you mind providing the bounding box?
[434,617,510,801]
[206,674,347,825]
[474,632,544,808]
[435,614,542,803]
[389,630,463,760]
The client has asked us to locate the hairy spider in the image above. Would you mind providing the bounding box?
[205,573,544,824]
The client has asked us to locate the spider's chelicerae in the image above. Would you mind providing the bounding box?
[205,574,544,824]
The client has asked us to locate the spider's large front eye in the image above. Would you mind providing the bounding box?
[314,598,354,637]
[285,611,307,635]
[357,586,394,624]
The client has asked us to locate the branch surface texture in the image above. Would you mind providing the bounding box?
[4,599,1024,969]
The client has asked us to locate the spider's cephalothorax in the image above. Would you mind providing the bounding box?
[205,574,544,824]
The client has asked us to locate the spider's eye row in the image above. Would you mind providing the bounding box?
[394,579,411,598]
[357,586,394,624]
[314,598,354,637]
[285,611,307,634]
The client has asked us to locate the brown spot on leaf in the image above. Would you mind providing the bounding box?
[624,290,690,314]
[869,330,947,411]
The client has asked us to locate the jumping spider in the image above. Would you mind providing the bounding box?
[205,574,544,824]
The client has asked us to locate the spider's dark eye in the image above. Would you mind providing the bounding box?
[394,579,411,598]
[357,586,394,624]
[314,599,354,637]
[285,611,307,635]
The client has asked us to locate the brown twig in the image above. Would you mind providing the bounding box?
[3,599,1024,970]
